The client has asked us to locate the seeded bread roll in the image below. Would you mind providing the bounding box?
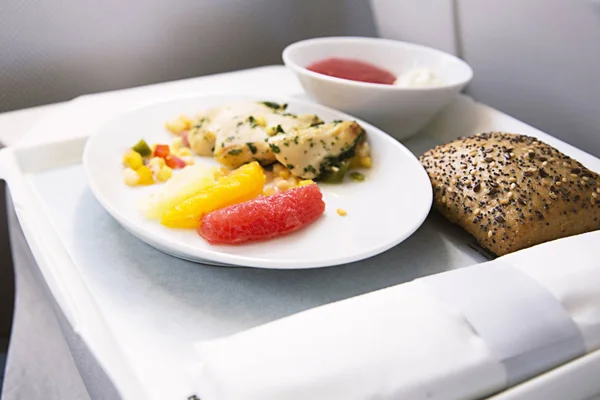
[419,132,600,256]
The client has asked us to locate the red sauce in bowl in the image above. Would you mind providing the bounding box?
[306,57,396,85]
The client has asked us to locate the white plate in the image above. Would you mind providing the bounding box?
[83,94,432,269]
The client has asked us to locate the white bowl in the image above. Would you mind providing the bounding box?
[282,36,473,140]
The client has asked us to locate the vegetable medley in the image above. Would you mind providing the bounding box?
[122,139,194,186]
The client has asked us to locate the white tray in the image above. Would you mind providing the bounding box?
[2,92,600,399]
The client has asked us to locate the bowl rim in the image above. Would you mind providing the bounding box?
[282,36,473,92]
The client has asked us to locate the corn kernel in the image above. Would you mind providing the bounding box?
[360,156,373,168]
[263,186,277,196]
[298,179,315,187]
[279,168,291,179]
[136,165,154,185]
[276,180,290,190]
[179,115,194,130]
[123,168,139,186]
[148,157,165,175]
[266,126,278,136]
[149,156,165,166]
[177,147,192,157]
[336,208,348,216]
[166,119,187,134]
[171,137,183,152]
[273,163,283,175]
[287,176,299,187]
[156,166,173,182]
[254,116,267,127]
[123,149,143,170]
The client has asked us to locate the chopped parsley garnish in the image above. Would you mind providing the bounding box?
[236,121,243,127]
[304,165,317,174]
[261,101,280,109]
[226,136,235,142]
[276,124,284,134]
[261,101,288,111]
[283,141,290,147]
[269,144,281,154]
[293,136,299,145]
[282,112,297,118]
[194,118,208,129]
[310,121,324,127]
[286,164,295,170]
[248,115,257,128]
[246,142,257,154]
[228,149,242,155]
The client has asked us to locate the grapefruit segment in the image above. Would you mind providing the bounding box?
[198,183,325,244]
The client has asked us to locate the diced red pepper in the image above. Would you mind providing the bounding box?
[165,155,187,169]
[181,131,190,148]
[154,144,170,159]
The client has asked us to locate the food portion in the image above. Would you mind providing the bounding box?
[140,164,219,220]
[305,57,442,87]
[161,162,266,229]
[268,120,365,180]
[182,101,319,168]
[122,139,194,186]
[198,182,325,245]
[165,101,371,184]
[393,68,442,88]
[121,100,371,245]
[307,57,397,85]
[419,132,600,256]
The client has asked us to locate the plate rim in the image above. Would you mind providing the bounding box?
[83,92,433,269]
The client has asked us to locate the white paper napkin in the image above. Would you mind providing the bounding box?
[191,231,600,400]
